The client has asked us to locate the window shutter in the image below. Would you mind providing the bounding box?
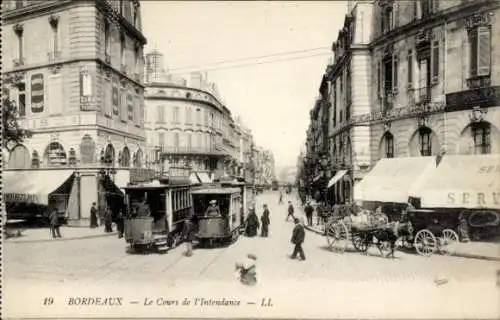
[431,40,439,84]
[407,50,413,88]
[120,89,127,122]
[157,105,163,123]
[377,61,383,98]
[477,26,491,76]
[158,132,165,148]
[392,54,399,93]
[469,29,478,77]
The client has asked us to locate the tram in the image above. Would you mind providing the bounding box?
[123,179,192,253]
[191,186,244,247]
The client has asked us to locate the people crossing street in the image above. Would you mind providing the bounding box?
[286,201,295,221]
[290,217,306,261]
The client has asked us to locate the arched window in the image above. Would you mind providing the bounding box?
[68,148,77,165]
[102,144,115,166]
[418,127,432,156]
[31,150,40,168]
[8,145,30,169]
[80,135,95,164]
[471,122,491,154]
[44,142,67,166]
[120,146,131,167]
[383,132,394,158]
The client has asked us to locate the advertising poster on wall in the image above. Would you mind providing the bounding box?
[30,73,44,113]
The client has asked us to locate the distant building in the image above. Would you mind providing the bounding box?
[143,50,253,180]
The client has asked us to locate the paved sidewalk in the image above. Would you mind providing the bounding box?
[296,204,500,262]
[4,226,117,244]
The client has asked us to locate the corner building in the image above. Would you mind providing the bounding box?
[2,0,147,223]
[143,50,249,180]
[368,0,500,162]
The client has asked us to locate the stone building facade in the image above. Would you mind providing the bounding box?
[143,50,254,180]
[2,0,147,223]
[3,0,147,170]
[301,0,500,204]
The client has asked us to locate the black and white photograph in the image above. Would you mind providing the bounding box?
[1,0,499,319]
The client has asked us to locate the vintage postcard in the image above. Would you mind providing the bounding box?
[2,0,499,319]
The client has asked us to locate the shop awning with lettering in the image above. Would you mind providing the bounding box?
[327,170,348,188]
[4,170,75,205]
[409,155,500,209]
[354,157,437,203]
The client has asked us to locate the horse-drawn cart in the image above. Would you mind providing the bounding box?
[324,206,459,258]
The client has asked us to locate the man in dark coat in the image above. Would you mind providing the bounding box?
[49,207,61,238]
[182,212,195,257]
[304,202,314,226]
[290,218,305,261]
[286,201,295,221]
[260,204,270,237]
[90,202,98,228]
[245,208,260,237]
[104,207,113,233]
[116,207,125,238]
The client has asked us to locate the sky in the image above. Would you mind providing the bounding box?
[141,1,348,168]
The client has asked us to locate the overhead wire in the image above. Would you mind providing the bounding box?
[166,46,331,72]
[167,52,332,74]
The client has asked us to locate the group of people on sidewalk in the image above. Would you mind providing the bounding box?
[89,202,125,238]
[244,204,271,238]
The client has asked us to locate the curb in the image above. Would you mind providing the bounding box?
[5,232,118,244]
[303,225,500,262]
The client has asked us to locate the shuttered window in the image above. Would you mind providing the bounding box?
[377,61,383,98]
[157,105,164,124]
[431,40,439,84]
[407,49,413,88]
[158,132,165,148]
[120,89,127,122]
[392,54,399,93]
[469,26,491,77]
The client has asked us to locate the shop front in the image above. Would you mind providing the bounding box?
[4,169,76,223]
[353,156,437,216]
[409,154,500,240]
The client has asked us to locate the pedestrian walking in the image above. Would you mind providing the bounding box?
[98,204,105,226]
[90,202,98,228]
[304,201,314,226]
[279,191,283,205]
[286,201,295,221]
[245,207,260,237]
[290,218,306,261]
[235,254,258,286]
[104,207,113,233]
[116,207,125,238]
[260,204,270,237]
[49,207,62,238]
[182,212,195,257]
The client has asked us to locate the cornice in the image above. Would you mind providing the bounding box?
[369,0,498,49]
[145,82,224,108]
[2,1,73,21]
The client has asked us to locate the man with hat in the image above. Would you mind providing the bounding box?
[304,201,314,226]
[204,200,221,217]
[286,201,295,221]
[290,217,306,261]
[235,253,258,285]
[260,204,270,237]
[182,209,195,257]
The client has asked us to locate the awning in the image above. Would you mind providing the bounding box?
[354,157,437,203]
[4,170,75,205]
[327,170,348,188]
[410,155,500,209]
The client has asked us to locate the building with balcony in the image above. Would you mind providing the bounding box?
[2,0,147,223]
[368,0,500,162]
[252,147,276,186]
[143,50,251,181]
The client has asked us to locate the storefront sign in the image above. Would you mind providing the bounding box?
[445,86,500,112]
[31,73,44,113]
[6,193,39,203]
[446,192,500,206]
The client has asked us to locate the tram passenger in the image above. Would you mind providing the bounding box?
[204,200,221,217]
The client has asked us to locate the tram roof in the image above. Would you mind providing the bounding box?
[124,179,192,190]
[191,187,241,195]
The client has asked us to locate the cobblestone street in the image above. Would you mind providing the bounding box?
[5,192,499,285]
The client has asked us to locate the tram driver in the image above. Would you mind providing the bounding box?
[205,199,222,217]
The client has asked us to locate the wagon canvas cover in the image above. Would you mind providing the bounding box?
[409,154,500,209]
[354,157,437,203]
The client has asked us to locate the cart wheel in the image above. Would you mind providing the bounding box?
[325,223,337,248]
[414,229,437,256]
[351,232,369,253]
[326,222,349,253]
[440,229,459,255]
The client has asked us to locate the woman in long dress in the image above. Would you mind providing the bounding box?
[245,208,260,237]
